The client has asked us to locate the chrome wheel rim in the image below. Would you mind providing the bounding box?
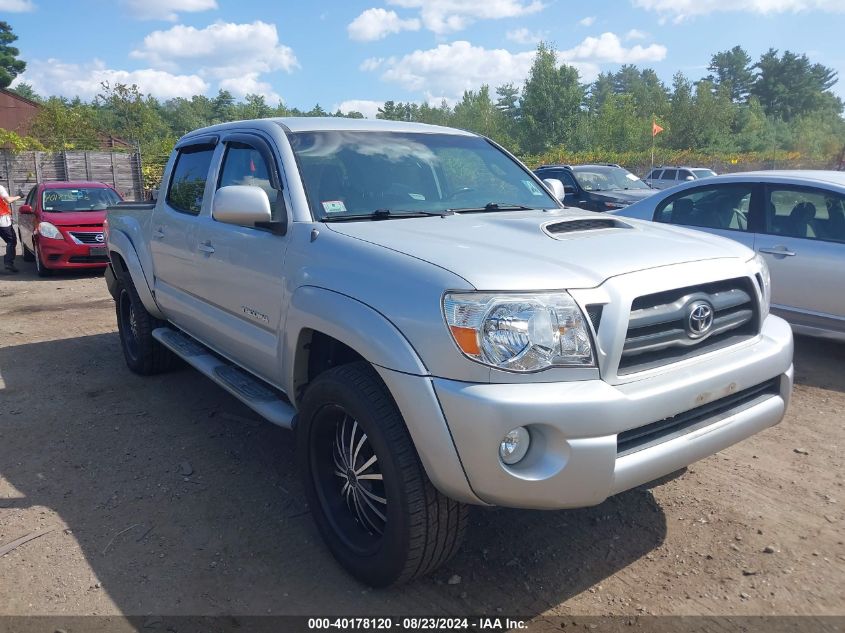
[333,415,386,536]
[310,404,388,554]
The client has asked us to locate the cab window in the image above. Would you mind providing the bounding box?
[655,184,752,232]
[765,187,845,243]
[661,169,677,181]
[167,145,215,215]
[218,141,283,221]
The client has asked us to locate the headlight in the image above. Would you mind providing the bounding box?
[603,201,627,210]
[37,221,63,240]
[751,253,771,318]
[443,292,595,371]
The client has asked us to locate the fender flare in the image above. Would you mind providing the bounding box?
[284,285,428,392]
[108,230,166,320]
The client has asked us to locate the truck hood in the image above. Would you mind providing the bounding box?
[324,208,751,290]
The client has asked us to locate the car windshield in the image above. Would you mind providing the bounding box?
[41,187,121,212]
[571,166,650,191]
[288,130,559,220]
[693,169,717,179]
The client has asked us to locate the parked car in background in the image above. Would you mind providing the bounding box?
[16,181,123,277]
[533,163,657,211]
[614,170,845,340]
[645,166,718,190]
[106,118,792,586]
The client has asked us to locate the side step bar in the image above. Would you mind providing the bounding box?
[152,327,296,429]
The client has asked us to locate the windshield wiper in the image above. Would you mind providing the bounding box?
[322,208,453,222]
[448,202,535,213]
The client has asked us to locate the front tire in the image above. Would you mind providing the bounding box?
[34,244,51,276]
[115,271,175,375]
[297,362,468,587]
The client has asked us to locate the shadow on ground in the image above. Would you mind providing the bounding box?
[0,332,670,616]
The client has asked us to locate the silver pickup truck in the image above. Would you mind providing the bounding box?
[104,118,793,586]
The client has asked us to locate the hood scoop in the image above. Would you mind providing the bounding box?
[543,217,631,239]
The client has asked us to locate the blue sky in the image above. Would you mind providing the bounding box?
[4,0,845,118]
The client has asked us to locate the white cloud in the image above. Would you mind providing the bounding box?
[625,28,648,40]
[360,57,386,71]
[18,59,208,100]
[579,16,596,26]
[335,99,385,119]
[383,0,545,34]
[368,33,667,100]
[130,21,297,100]
[0,0,35,12]
[131,21,298,75]
[633,0,845,20]
[558,32,667,65]
[376,41,536,97]
[122,0,217,21]
[348,8,420,41]
[219,73,281,103]
[505,27,545,44]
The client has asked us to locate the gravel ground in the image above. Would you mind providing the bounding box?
[0,261,842,618]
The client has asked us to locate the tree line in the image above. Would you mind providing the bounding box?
[2,17,843,174]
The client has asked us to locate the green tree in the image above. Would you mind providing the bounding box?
[9,81,39,102]
[0,21,26,89]
[752,49,841,121]
[520,42,584,153]
[212,89,236,122]
[706,46,754,103]
[29,97,100,150]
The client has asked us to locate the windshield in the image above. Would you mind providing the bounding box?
[571,167,650,191]
[693,169,717,179]
[288,131,559,220]
[42,187,121,212]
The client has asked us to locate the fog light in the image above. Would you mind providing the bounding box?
[499,427,530,465]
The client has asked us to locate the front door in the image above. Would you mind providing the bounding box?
[191,133,290,386]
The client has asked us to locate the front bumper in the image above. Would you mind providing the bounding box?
[38,229,108,270]
[432,315,793,509]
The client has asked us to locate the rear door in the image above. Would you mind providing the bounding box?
[652,182,757,249]
[149,139,216,333]
[754,184,845,333]
[17,185,37,249]
[191,132,290,385]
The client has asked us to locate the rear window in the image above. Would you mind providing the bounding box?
[662,169,678,180]
[167,145,215,215]
[647,170,662,180]
[41,187,121,212]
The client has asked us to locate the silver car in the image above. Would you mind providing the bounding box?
[645,166,717,190]
[614,171,845,340]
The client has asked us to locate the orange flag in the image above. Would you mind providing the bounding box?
[652,121,664,137]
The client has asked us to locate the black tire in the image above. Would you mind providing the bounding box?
[34,244,52,276]
[114,270,176,375]
[297,361,468,587]
[19,232,34,262]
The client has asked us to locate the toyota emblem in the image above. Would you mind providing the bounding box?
[686,300,714,339]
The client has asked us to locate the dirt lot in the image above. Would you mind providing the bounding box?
[0,260,843,619]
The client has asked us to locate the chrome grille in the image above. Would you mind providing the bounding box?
[619,277,759,375]
[70,231,104,244]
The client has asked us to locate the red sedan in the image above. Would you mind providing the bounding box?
[16,181,123,276]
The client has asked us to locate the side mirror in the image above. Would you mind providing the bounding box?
[685,176,695,181]
[212,185,272,227]
[563,185,576,194]
[542,178,566,201]
[18,204,33,215]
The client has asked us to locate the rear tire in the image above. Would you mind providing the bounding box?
[20,232,34,262]
[297,361,468,586]
[115,270,175,375]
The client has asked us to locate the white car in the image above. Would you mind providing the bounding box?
[615,170,845,340]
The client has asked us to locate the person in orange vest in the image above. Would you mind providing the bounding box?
[0,184,22,273]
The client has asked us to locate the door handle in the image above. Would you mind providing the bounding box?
[152,227,165,240]
[759,246,796,257]
[198,241,215,255]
